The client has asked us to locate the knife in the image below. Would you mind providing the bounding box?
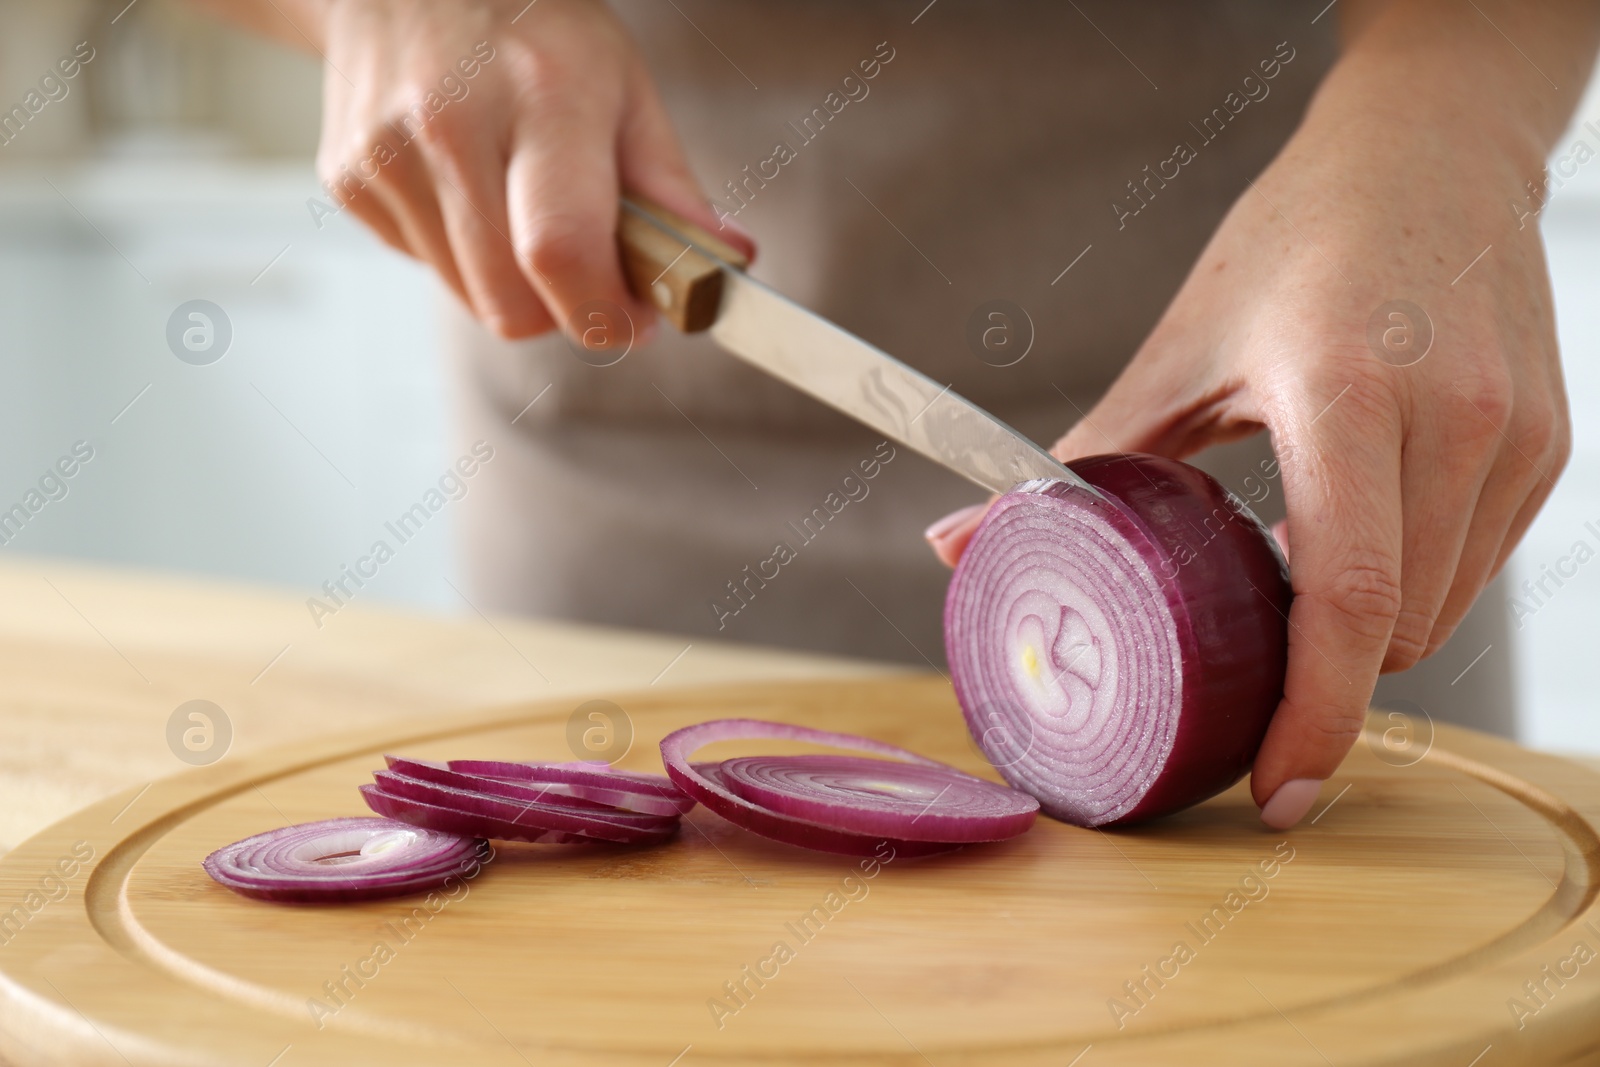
[615,198,1093,497]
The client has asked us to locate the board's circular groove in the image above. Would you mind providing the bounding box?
[1,677,1598,1066]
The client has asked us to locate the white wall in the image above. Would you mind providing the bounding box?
[0,160,457,618]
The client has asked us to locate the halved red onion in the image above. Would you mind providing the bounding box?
[203,816,488,903]
[660,719,1037,855]
[945,453,1292,827]
[448,759,695,817]
[364,772,677,845]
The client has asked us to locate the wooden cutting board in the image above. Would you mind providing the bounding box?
[1,675,1598,1066]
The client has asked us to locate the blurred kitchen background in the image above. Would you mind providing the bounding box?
[2,1,1598,750]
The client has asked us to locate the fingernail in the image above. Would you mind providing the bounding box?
[924,504,985,543]
[637,316,660,347]
[1260,778,1322,830]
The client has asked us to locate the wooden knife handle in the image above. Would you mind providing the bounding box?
[617,196,750,333]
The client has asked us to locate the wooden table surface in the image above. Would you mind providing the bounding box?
[0,554,902,857]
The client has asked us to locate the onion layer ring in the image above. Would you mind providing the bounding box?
[202,817,489,903]
[660,719,1036,855]
[364,772,677,844]
[447,759,694,817]
[719,754,1037,842]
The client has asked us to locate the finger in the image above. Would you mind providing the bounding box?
[1380,416,1498,673]
[1492,376,1573,582]
[925,502,989,567]
[1251,377,1404,827]
[616,72,757,263]
[327,173,413,257]
[1271,519,1290,562]
[363,150,471,306]
[1485,446,1565,580]
[1483,359,1572,584]
[507,106,654,343]
[420,130,554,339]
[1428,397,1568,653]
[316,139,421,258]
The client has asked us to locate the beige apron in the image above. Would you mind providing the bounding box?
[446,1,1515,736]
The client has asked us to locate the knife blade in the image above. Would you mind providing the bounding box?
[618,199,1092,497]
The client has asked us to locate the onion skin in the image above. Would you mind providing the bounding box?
[945,453,1292,827]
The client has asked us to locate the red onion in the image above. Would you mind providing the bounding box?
[448,759,695,817]
[363,771,678,845]
[359,787,621,845]
[944,453,1292,827]
[719,754,1037,842]
[383,756,620,813]
[659,719,1038,855]
[202,817,488,903]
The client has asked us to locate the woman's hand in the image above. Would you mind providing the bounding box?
[928,0,1595,828]
[309,0,752,339]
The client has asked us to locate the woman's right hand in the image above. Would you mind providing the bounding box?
[313,0,754,339]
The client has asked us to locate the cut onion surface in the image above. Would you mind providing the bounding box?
[364,772,677,845]
[448,759,695,817]
[660,719,1038,855]
[203,817,488,903]
[945,453,1292,828]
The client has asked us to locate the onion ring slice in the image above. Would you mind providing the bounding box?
[359,788,604,845]
[383,756,622,814]
[203,816,489,903]
[718,753,1037,843]
[448,760,695,817]
[660,719,1034,856]
[365,774,677,845]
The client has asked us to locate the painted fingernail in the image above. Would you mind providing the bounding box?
[1260,778,1322,830]
[924,504,985,543]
